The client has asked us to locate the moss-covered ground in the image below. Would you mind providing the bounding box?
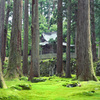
[0,75,100,100]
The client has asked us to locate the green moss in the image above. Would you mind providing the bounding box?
[3,60,8,74]
[0,80,3,88]
[82,91,95,96]
[18,84,32,90]
[0,95,23,100]
[32,77,47,83]
[62,81,79,87]
[0,76,100,100]
[19,76,28,81]
[10,85,22,90]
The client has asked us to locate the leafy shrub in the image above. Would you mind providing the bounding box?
[3,60,8,74]
[19,76,28,81]
[40,59,56,76]
[70,58,76,74]
[93,60,100,75]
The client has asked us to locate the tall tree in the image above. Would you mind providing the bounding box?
[1,0,5,66]
[0,0,7,88]
[90,0,97,61]
[76,0,97,81]
[17,0,23,75]
[57,0,63,76]
[53,0,56,11]
[2,0,12,66]
[5,0,22,78]
[28,0,40,81]
[66,0,72,78]
[47,0,51,29]
[23,0,29,76]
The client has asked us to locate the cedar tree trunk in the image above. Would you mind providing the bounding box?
[2,0,11,67]
[23,0,29,76]
[90,0,97,61]
[57,0,63,76]
[17,0,23,76]
[28,0,40,81]
[1,0,5,66]
[66,0,72,78]
[76,0,97,81]
[5,0,22,79]
[0,0,7,88]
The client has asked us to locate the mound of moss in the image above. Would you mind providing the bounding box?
[62,81,80,87]
[19,76,28,81]
[10,84,32,90]
[0,95,24,100]
[32,77,47,83]
[82,91,95,96]
[10,85,22,90]
[18,84,32,90]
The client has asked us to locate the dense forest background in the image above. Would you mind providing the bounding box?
[1,0,100,100]
[3,0,100,57]
[0,0,100,89]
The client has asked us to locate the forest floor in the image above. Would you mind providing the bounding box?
[0,75,100,100]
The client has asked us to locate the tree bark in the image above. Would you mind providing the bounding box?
[2,0,11,67]
[90,0,97,61]
[66,0,72,78]
[76,0,97,81]
[53,0,56,11]
[5,0,22,79]
[75,3,78,58]
[57,0,63,76]
[28,0,40,81]
[17,0,23,75]
[23,0,29,76]
[1,0,5,66]
[0,0,7,88]
[47,0,51,29]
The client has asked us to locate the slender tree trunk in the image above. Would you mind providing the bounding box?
[5,0,22,79]
[53,0,56,11]
[57,0,63,76]
[1,0,5,66]
[0,59,7,88]
[17,0,23,76]
[90,0,97,61]
[47,0,51,29]
[23,0,29,76]
[2,0,11,67]
[28,0,40,81]
[75,3,78,58]
[76,0,97,81]
[66,0,72,78]
[0,0,7,88]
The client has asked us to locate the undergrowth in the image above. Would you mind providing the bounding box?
[0,75,100,100]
